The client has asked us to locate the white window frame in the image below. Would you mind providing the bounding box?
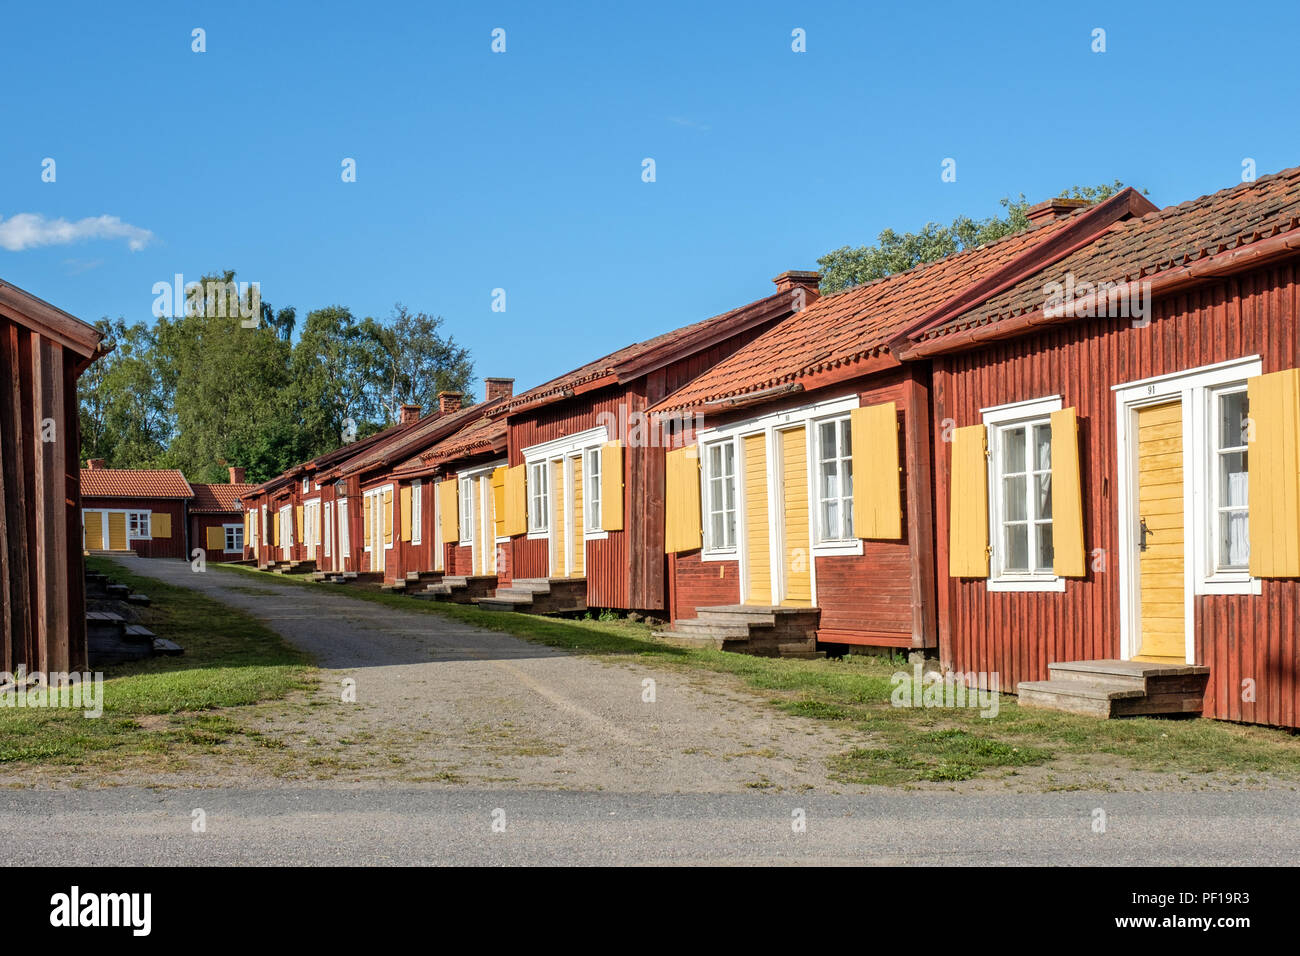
[324,501,333,558]
[693,394,862,605]
[337,498,350,565]
[584,446,602,534]
[1205,383,1251,584]
[982,394,1065,593]
[302,477,309,494]
[127,511,151,540]
[522,426,610,544]
[302,497,321,551]
[411,479,423,545]
[248,509,259,548]
[223,524,243,554]
[458,476,475,546]
[701,438,738,556]
[1114,356,1263,663]
[812,414,855,546]
[527,460,549,536]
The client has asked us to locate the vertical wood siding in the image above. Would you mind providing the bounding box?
[933,263,1300,728]
[1,318,87,672]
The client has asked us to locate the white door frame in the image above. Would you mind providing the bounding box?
[1113,355,1261,664]
[278,505,292,561]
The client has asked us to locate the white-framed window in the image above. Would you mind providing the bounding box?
[432,483,443,569]
[224,524,243,553]
[248,509,259,547]
[528,460,549,533]
[584,448,602,533]
[337,499,350,558]
[459,476,475,545]
[984,395,1063,591]
[1209,385,1249,574]
[814,417,854,544]
[324,501,333,557]
[302,478,309,494]
[703,439,737,552]
[127,511,151,539]
[411,480,423,544]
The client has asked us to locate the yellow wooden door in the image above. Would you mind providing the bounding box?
[572,454,584,577]
[552,460,567,578]
[1135,402,1186,660]
[744,434,771,604]
[83,511,103,550]
[779,427,813,606]
[107,512,127,551]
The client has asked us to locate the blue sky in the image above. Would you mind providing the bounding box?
[3,1,1298,398]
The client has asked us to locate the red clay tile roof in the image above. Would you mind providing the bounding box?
[650,212,1087,413]
[419,416,506,465]
[190,483,254,513]
[493,288,803,417]
[81,469,194,499]
[331,400,501,480]
[918,166,1300,343]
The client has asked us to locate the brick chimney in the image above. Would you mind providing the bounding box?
[484,378,514,403]
[1025,197,1093,224]
[437,391,462,415]
[228,466,246,484]
[399,403,422,425]
[86,459,106,470]
[772,270,820,294]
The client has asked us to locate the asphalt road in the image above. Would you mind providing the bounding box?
[2,788,1296,865]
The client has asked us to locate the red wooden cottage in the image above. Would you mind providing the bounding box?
[480,275,822,615]
[80,464,193,558]
[2,278,107,674]
[648,191,1158,655]
[902,166,1300,727]
[190,469,254,563]
[318,389,508,583]
[240,416,420,570]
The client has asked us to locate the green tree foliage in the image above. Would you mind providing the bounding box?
[77,272,478,484]
[817,181,1132,295]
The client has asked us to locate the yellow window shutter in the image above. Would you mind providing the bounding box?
[491,466,507,537]
[664,446,702,553]
[503,465,527,536]
[382,489,393,545]
[439,478,459,543]
[272,512,280,546]
[601,441,624,531]
[1248,368,1300,577]
[949,424,989,577]
[851,403,902,539]
[206,525,224,550]
[296,505,304,541]
[151,512,172,538]
[400,485,413,542]
[1050,407,1086,577]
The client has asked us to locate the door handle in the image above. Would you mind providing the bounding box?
[1139,517,1153,552]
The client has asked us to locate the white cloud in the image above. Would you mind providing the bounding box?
[0,213,154,252]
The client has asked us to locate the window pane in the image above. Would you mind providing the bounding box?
[839,418,852,457]
[1220,510,1250,568]
[1003,475,1027,521]
[1034,473,1053,521]
[1220,451,1248,507]
[1035,523,1054,571]
[843,496,853,537]
[1004,523,1029,571]
[822,500,839,541]
[821,462,838,502]
[819,422,836,461]
[1220,391,1248,449]
[1033,424,1052,472]
[1002,427,1026,473]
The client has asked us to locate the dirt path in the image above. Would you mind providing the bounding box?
[91,558,861,793]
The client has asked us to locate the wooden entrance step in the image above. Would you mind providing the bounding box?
[410,575,497,604]
[1017,659,1210,717]
[477,577,587,614]
[653,605,823,658]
